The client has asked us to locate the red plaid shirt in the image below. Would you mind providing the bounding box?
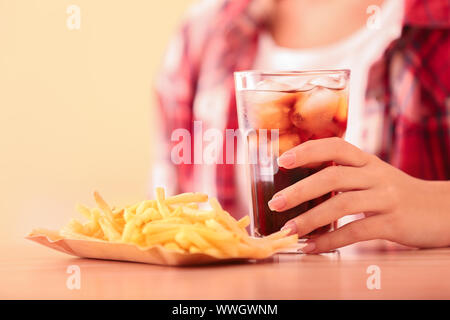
[155,0,450,215]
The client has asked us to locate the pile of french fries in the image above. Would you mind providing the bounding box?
[60,188,298,259]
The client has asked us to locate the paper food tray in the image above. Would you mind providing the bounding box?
[25,229,271,266]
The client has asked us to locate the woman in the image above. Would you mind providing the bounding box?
[153,0,450,253]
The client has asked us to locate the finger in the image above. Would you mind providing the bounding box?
[268,165,372,212]
[277,137,371,169]
[301,215,386,253]
[283,189,383,237]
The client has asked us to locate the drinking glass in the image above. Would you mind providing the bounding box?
[234,70,350,241]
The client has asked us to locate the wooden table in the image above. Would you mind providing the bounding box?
[1,240,449,299]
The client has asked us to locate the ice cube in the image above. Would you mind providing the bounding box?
[335,92,348,123]
[244,90,296,130]
[295,79,315,92]
[308,75,346,90]
[247,101,292,130]
[290,87,340,134]
[255,79,294,91]
[296,83,315,92]
[277,78,314,92]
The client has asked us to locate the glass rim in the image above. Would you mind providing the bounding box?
[234,69,350,77]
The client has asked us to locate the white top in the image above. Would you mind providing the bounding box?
[252,0,404,150]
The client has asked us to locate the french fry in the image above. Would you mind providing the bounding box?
[180,207,216,222]
[204,248,226,259]
[66,218,85,234]
[189,246,201,254]
[165,242,184,253]
[148,207,162,220]
[93,191,122,234]
[142,223,186,234]
[183,229,212,251]
[136,200,156,215]
[264,228,291,240]
[98,217,121,242]
[165,192,208,205]
[237,215,250,230]
[155,187,171,218]
[168,206,183,218]
[112,207,124,216]
[209,198,250,242]
[174,230,191,250]
[93,191,115,222]
[204,218,229,233]
[83,220,101,237]
[76,204,92,220]
[124,208,135,223]
[144,229,178,246]
[126,202,140,213]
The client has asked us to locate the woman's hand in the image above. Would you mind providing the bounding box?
[268,137,450,253]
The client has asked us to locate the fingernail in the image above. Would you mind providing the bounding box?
[268,194,286,211]
[281,221,297,236]
[301,241,316,254]
[277,152,295,168]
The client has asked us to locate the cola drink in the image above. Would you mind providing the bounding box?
[235,71,350,239]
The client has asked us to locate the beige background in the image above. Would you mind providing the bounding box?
[0,0,195,243]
